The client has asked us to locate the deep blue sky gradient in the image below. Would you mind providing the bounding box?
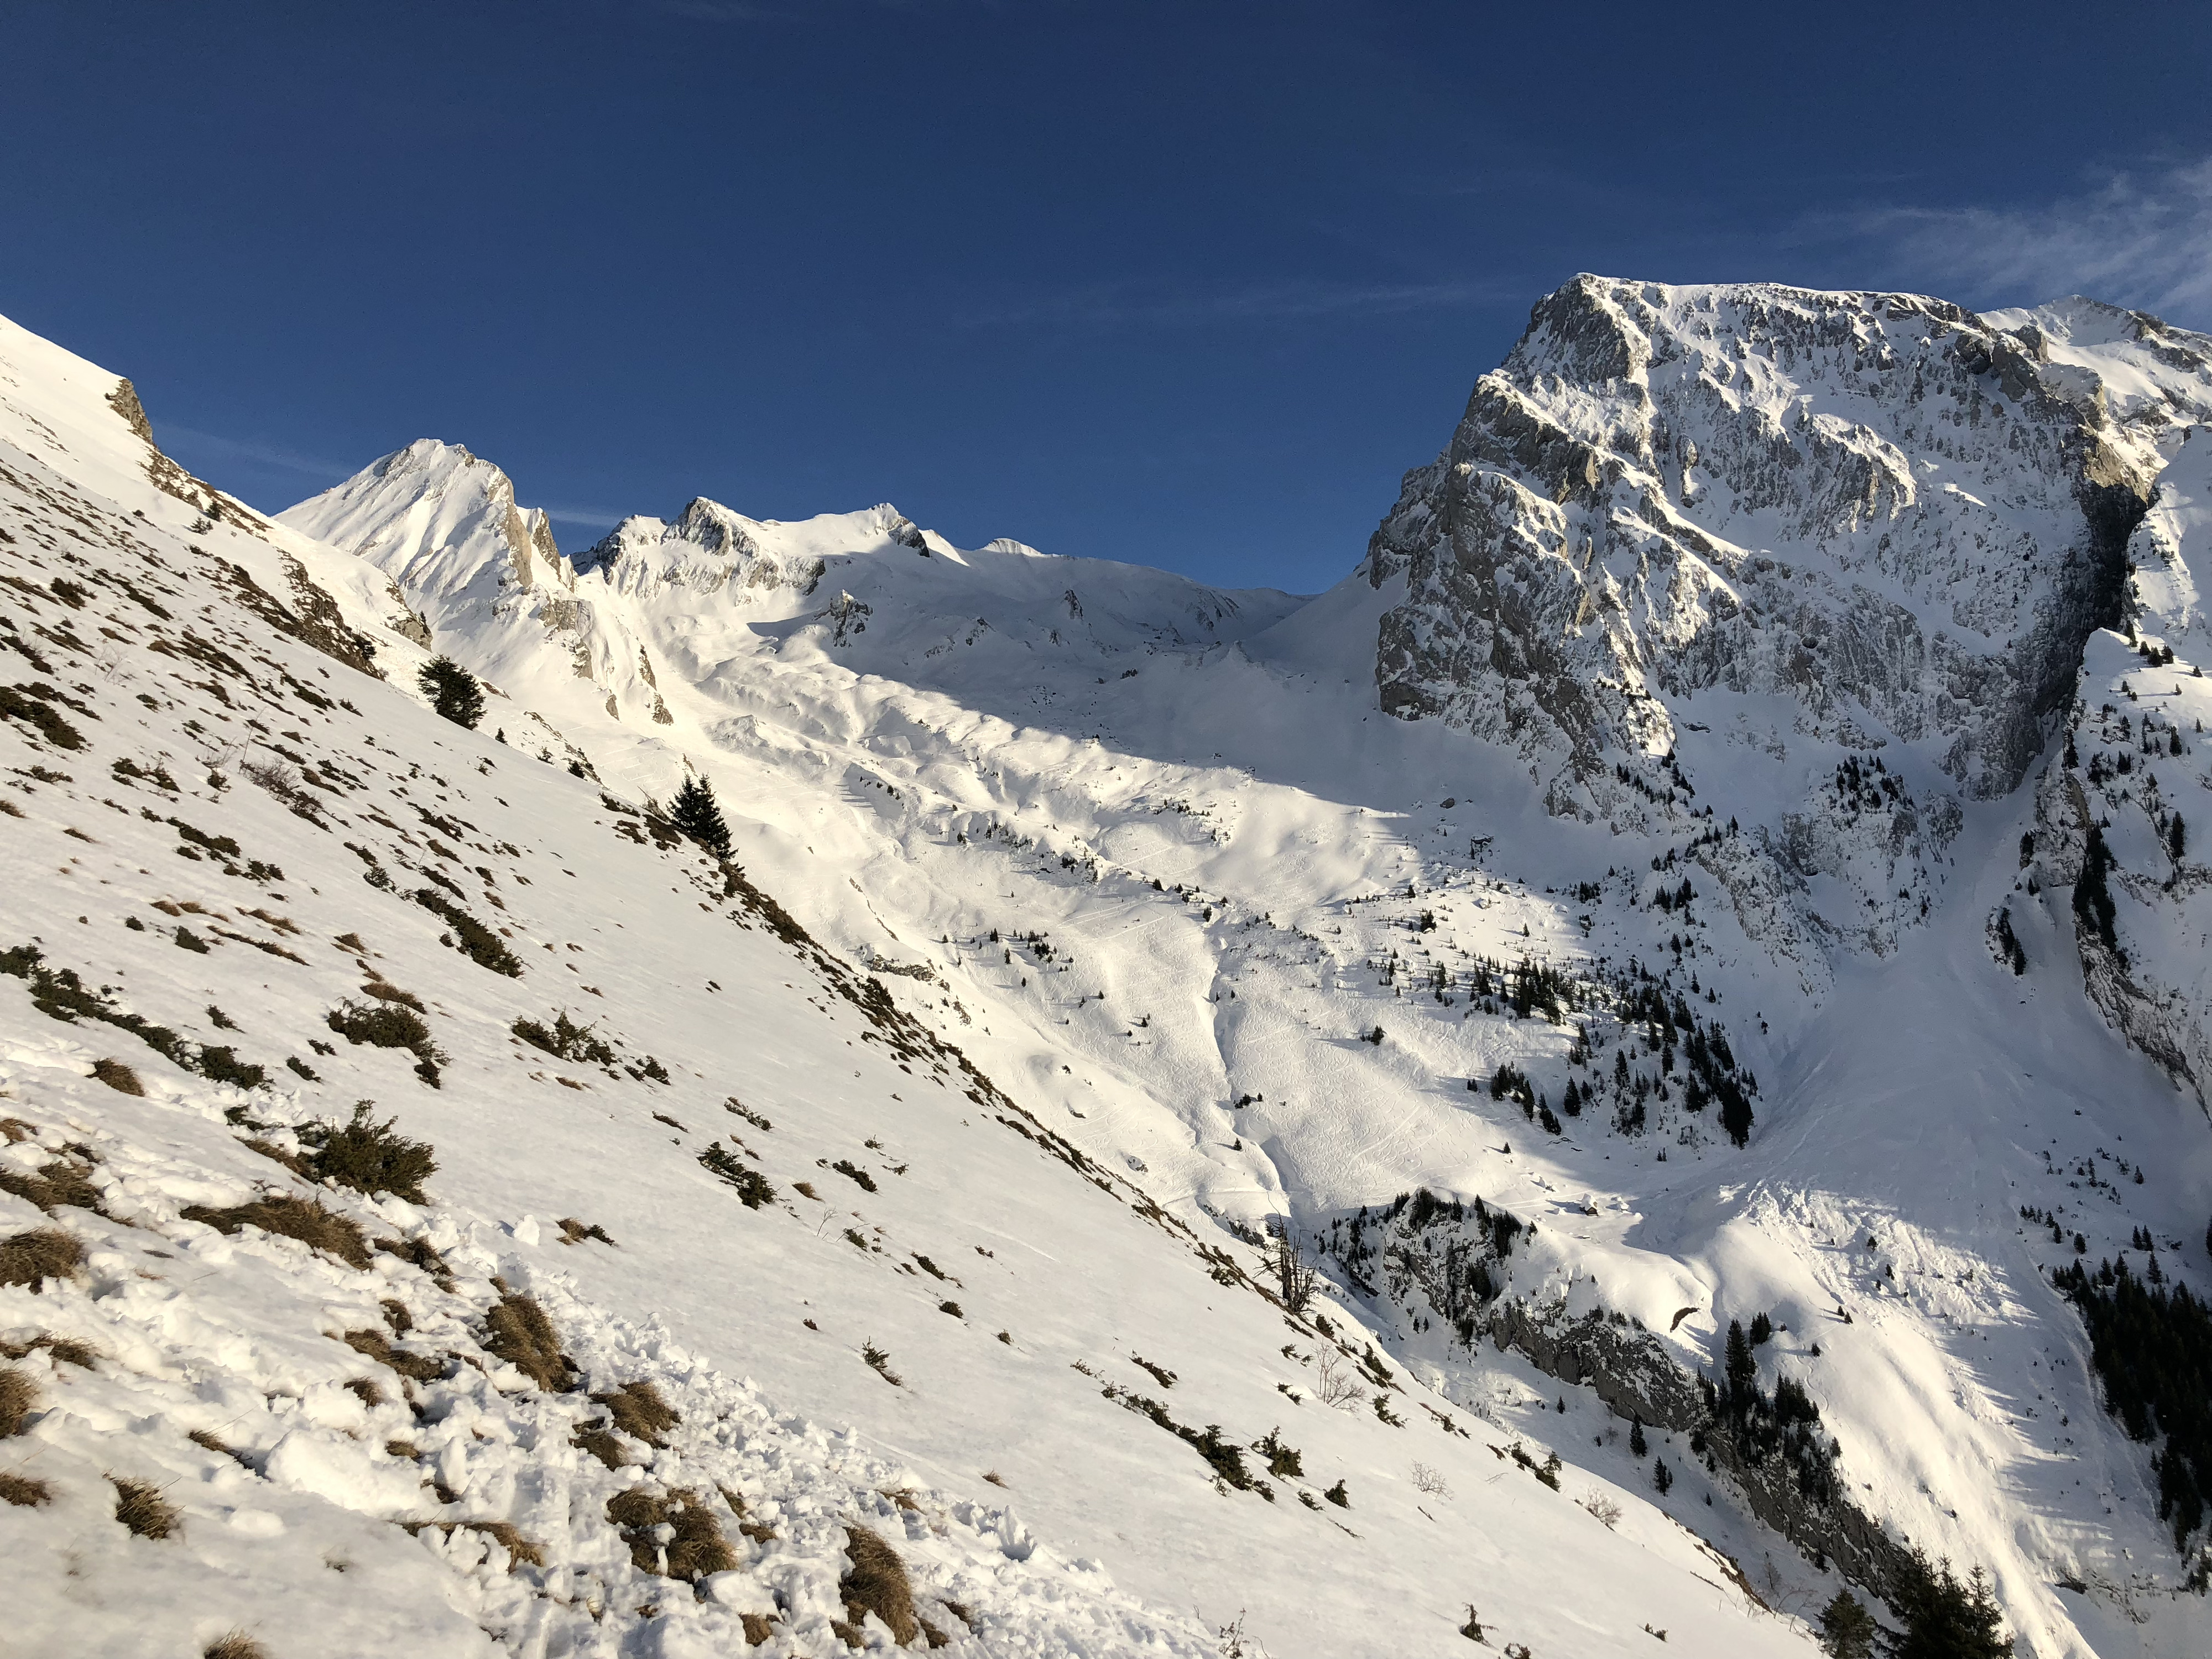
[5,1,2208,592]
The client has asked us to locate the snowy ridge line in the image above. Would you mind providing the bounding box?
[0,1036,1209,1656]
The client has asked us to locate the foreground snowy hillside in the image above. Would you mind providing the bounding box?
[0,317,1808,1656]
[4,267,2210,1658]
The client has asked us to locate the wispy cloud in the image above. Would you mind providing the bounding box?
[158,424,353,480]
[1838,156,2212,327]
[542,505,623,530]
[965,275,1524,330]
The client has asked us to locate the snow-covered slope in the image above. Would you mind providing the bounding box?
[265,278,2212,1659]
[1,316,1810,1657]
[8,265,2212,1658]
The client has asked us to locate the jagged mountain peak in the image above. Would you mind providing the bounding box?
[1370,272,2210,811]
[280,438,561,605]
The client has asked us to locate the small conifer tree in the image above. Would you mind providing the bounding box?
[1895,1554,2012,1658]
[417,656,486,729]
[2073,825,2119,954]
[1816,1589,1877,1659]
[1720,1083,1755,1147]
[669,773,732,860]
[1629,1417,1647,1457]
[1724,1318,1759,1416]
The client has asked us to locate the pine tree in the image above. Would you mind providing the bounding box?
[2073,825,2119,954]
[1895,1553,2012,1659]
[1629,1417,1647,1457]
[1724,1318,1759,1417]
[669,774,732,860]
[1720,1083,1755,1147]
[1652,1457,1672,1494]
[1816,1589,1877,1659]
[417,656,485,729]
[1749,1311,1773,1345]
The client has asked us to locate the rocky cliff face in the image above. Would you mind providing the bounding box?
[1366,278,2209,826]
[2025,625,2212,1111]
[1363,278,2212,997]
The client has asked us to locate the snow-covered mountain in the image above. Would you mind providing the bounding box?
[4,276,2210,1657]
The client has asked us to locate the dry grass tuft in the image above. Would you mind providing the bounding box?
[483,1293,574,1391]
[44,1334,96,1368]
[181,1194,371,1269]
[0,1118,31,1144]
[461,1519,545,1568]
[340,1326,444,1382]
[606,1486,738,1580]
[557,1216,614,1246]
[241,1137,308,1176]
[0,1228,84,1290]
[91,1057,144,1094]
[405,1519,544,1571]
[841,1525,922,1645]
[203,1630,269,1659]
[592,1379,679,1448]
[372,1232,456,1290]
[667,1496,740,1580]
[1,1380,38,1442]
[343,1376,384,1408]
[187,1428,251,1467]
[740,1611,775,1646]
[0,1155,104,1216]
[112,1475,181,1538]
[0,1470,51,1506]
[572,1425,629,1469]
[0,1332,98,1368]
[602,1485,663,1532]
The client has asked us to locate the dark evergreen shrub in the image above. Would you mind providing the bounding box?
[415,889,521,975]
[417,656,485,729]
[512,1011,614,1065]
[1891,1552,2011,1658]
[669,774,731,859]
[301,1103,437,1203]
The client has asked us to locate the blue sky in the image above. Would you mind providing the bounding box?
[5,1,2209,593]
